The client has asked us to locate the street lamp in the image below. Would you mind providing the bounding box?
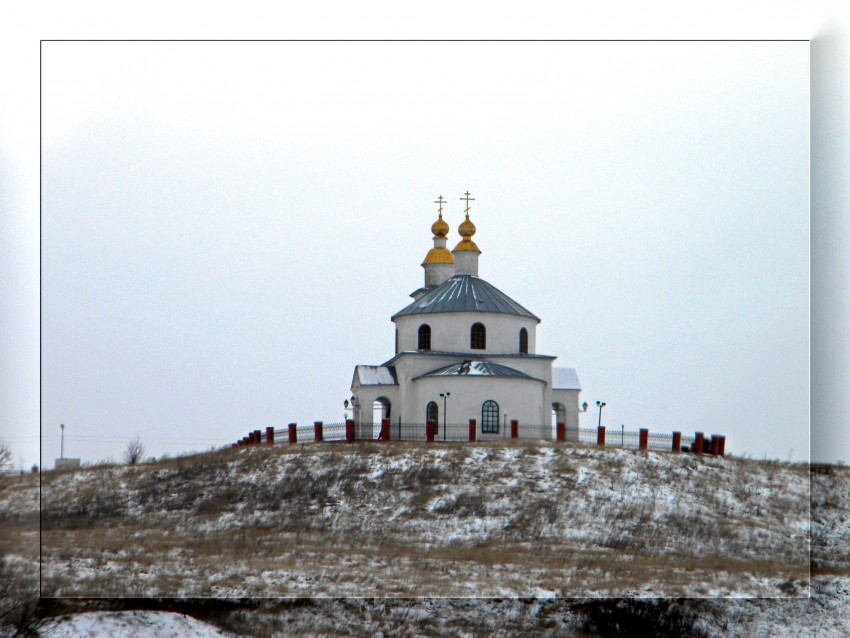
[439,392,450,441]
[596,400,606,428]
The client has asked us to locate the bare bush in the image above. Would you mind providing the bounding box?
[122,436,146,466]
[0,551,57,637]
[0,442,11,472]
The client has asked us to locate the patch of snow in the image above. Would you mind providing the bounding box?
[43,611,236,638]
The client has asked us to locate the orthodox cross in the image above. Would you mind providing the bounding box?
[460,191,475,216]
[434,195,446,216]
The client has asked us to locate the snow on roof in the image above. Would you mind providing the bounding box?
[354,365,399,386]
[415,360,541,381]
[552,367,580,390]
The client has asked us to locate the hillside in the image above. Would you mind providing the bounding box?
[2,442,849,635]
[34,440,811,599]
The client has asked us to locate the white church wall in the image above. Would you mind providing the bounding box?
[394,312,538,355]
[452,251,479,276]
[352,384,400,434]
[552,388,581,438]
[424,262,454,287]
[412,376,549,432]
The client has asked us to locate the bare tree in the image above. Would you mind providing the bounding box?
[0,442,11,472]
[122,436,146,466]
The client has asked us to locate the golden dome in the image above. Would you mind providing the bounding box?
[458,214,476,238]
[453,213,480,252]
[431,213,450,238]
[422,247,454,265]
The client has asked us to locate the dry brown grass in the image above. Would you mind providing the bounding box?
[35,441,814,598]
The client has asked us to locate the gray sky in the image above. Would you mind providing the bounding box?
[33,41,811,465]
[2,3,849,471]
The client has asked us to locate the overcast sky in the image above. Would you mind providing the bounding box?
[31,40,812,465]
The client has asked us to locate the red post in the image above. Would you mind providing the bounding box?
[266,426,275,445]
[247,432,254,444]
[345,419,355,443]
[597,426,606,446]
[710,435,719,456]
[672,431,682,453]
[242,436,249,445]
[314,421,323,443]
[556,422,566,442]
[511,420,519,439]
[718,435,726,457]
[381,418,390,442]
[469,419,477,443]
[639,428,648,450]
[694,432,704,455]
[426,420,435,442]
[253,429,261,445]
[288,423,297,445]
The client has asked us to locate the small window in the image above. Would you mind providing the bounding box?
[519,327,528,354]
[426,401,438,433]
[418,324,431,350]
[482,400,499,433]
[470,322,486,350]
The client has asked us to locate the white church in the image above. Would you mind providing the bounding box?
[350,194,582,440]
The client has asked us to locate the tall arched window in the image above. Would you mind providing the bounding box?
[426,401,438,433]
[482,400,499,433]
[519,327,528,354]
[418,324,431,350]
[470,322,486,350]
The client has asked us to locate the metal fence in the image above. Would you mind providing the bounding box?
[243,422,716,455]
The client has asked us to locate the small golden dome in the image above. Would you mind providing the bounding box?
[458,214,476,239]
[431,213,450,238]
[422,247,455,265]
[453,213,480,252]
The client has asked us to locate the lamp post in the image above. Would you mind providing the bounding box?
[439,392,450,441]
[60,423,65,460]
[596,401,606,428]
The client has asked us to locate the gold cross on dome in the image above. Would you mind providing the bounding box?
[460,191,475,216]
[434,195,446,216]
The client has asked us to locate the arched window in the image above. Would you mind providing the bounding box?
[482,400,499,433]
[418,324,431,351]
[519,327,528,354]
[426,401,438,433]
[470,322,486,350]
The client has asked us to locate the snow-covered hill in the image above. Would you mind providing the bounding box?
[2,442,848,636]
[38,441,809,598]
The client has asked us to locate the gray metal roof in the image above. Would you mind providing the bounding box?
[392,275,540,322]
[552,367,581,390]
[415,360,538,381]
[354,365,398,386]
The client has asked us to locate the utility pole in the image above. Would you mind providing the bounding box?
[60,423,65,460]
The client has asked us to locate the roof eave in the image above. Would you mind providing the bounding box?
[381,350,558,366]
